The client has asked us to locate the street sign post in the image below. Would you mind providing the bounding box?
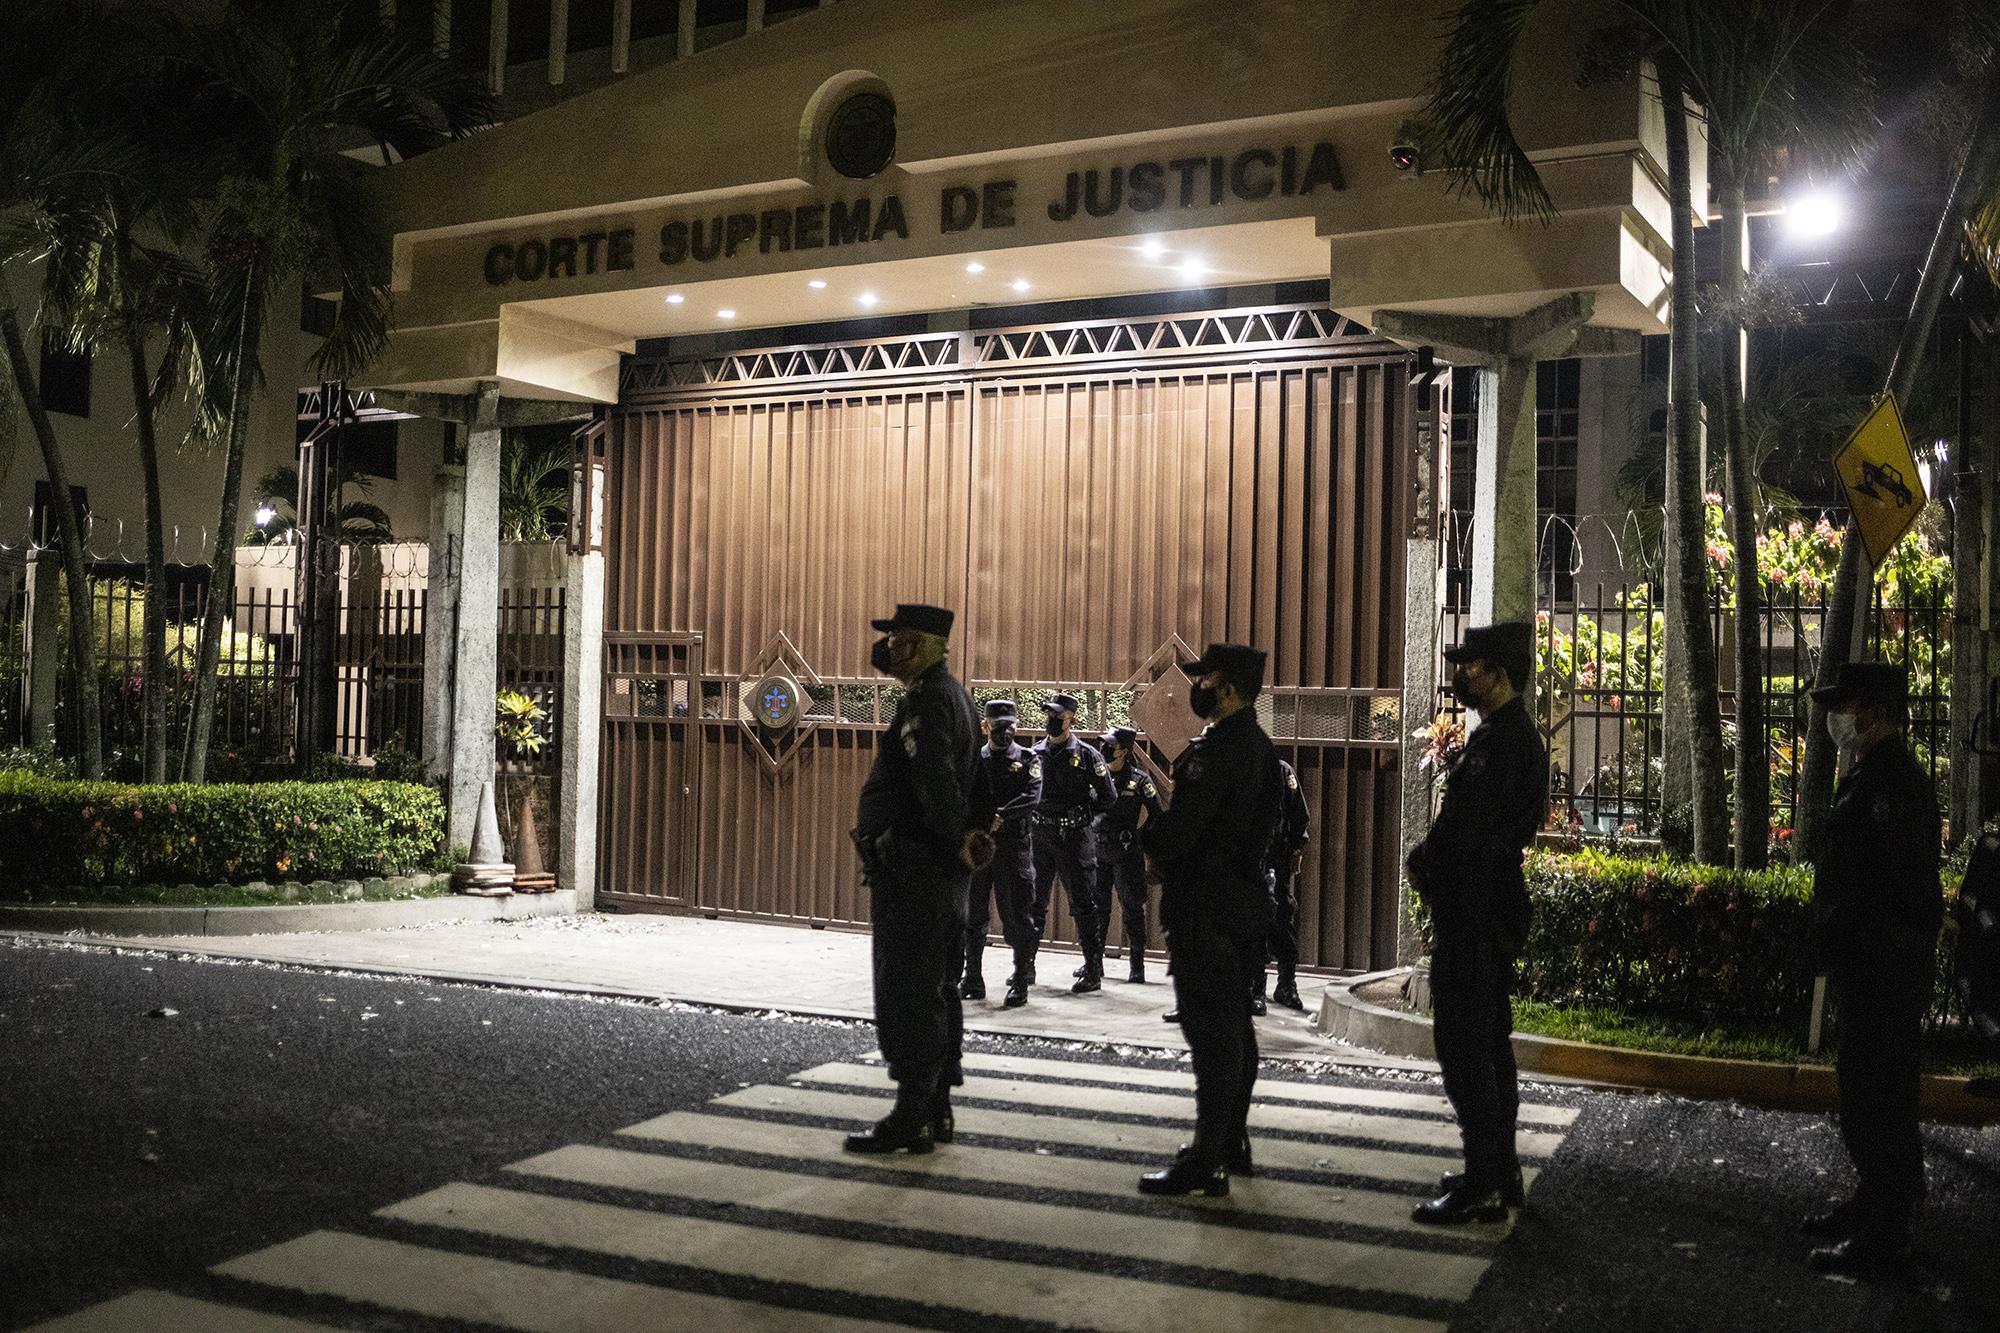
[1832,392,1926,567]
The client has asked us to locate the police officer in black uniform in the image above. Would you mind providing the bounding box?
[963,699,1042,1003]
[1404,620,1546,1224]
[1804,661,1943,1275]
[1027,692,1118,1003]
[1138,643,1283,1197]
[1257,758,1311,1013]
[1099,726,1165,984]
[846,604,989,1155]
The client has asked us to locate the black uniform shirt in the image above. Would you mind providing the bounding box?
[980,741,1043,834]
[854,661,982,875]
[1142,707,1283,934]
[1100,763,1165,847]
[1270,759,1310,871]
[1032,733,1117,817]
[1814,734,1942,976]
[1408,696,1547,945]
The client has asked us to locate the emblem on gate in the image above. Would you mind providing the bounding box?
[754,672,804,731]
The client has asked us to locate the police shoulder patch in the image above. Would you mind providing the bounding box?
[1095,762,1109,777]
[1286,771,1299,790]
[903,736,919,757]
[1029,761,1042,778]
[1181,756,1204,782]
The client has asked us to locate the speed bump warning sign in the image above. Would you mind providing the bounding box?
[1833,393,1926,567]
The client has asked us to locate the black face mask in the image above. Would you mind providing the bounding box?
[988,725,1013,749]
[869,637,896,675]
[1188,683,1218,719]
[1047,715,1068,738]
[1449,666,1478,708]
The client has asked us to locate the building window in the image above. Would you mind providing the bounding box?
[341,420,398,481]
[1445,366,1480,610]
[1537,358,1580,602]
[39,334,90,418]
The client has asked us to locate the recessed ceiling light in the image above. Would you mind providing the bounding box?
[857,291,879,307]
[965,261,986,274]
[717,308,736,319]
[1177,258,1206,283]
[808,279,827,289]
[1010,278,1031,293]
[1139,237,1167,259]
[665,293,684,304]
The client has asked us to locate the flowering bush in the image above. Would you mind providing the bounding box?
[0,773,446,887]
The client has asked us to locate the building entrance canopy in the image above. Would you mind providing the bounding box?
[357,0,1693,403]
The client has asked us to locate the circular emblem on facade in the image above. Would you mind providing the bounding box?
[825,91,896,179]
[753,672,805,731]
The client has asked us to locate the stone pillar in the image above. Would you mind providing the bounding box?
[423,457,465,778]
[1470,354,1538,626]
[559,547,605,906]
[1398,373,1446,965]
[447,383,503,852]
[23,553,58,748]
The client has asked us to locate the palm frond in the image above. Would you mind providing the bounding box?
[1420,0,1557,223]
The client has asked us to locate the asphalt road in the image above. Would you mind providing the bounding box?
[4,936,1997,1332]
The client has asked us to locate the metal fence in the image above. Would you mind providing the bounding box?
[1437,580,1952,842]
[32,560,565,780]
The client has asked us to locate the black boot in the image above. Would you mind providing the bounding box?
[1072,918,1104,994]
[1271,974,1304,1010]
[844,1078,936,1155]
[929,1087,954,1145]
[1439,1166,1525,1209]
[960,972,985,1001]
[1139,1151,1229,1197]
[1412,1181,1510,1225]
[1128,952,1147,984]
[1004,949,1033,1007]
[1226,1135,1254,1177]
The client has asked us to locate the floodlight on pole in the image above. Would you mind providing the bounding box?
[1782,190,1843,239]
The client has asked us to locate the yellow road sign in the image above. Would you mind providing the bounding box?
[1833,392,1926,567]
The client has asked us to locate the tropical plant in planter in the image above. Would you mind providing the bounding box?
[494,689,547,760]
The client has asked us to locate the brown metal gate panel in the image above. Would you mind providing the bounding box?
[601,307,1413,971]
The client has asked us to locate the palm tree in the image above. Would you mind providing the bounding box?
[0,0,118,778]
[499,435,571,542]
[1685,5,1873,869]
[42,4,221,783]
[172,0,493,782]
[1421,0,1732,862]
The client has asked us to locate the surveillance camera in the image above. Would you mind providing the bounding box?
[1390,142,1420,177]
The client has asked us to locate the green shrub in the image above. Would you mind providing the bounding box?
[0,772,446,887]
[1416,849,1964,1033]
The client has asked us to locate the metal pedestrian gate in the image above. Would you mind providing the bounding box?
[597,304,1418,972]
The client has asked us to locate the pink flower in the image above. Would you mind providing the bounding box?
[1587,917,1602,936]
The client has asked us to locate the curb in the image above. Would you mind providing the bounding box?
[1319,967,2000,1125]
[0,890,576,937]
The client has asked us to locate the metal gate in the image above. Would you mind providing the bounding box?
[598,305,1416,970]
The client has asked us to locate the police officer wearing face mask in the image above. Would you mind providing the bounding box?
[1138,643,1284,1197]
[1803,661,1942,1276]
[1026,692,1119,1004]
[1257,758,1312,1013]
[1098,726,1165,984]
[847,604,991,1155]
[963,700,1042,1004]
[1403,620,1546,1225]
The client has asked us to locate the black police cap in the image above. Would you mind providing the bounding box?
[984,699,1019,721]
[1444,621,1533,677]
[1811,660,1908,708]
[1179,642,1267,683]
[1104,726,1138,749]
[870,603,955,637]
[1042,692,1081,714]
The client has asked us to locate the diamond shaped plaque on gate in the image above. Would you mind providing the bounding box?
[1125,636,1208,764]
[734,632,825,778]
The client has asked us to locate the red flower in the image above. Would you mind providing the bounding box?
[1587,917,1602,936]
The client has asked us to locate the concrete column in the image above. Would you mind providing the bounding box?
[1470,354,1538,625]
[559,548,605,906]
[677,0,696,57]
[422,459,465,777]
[448,383,503,851]
[23,554,58,748]
[1398,381,1446,965]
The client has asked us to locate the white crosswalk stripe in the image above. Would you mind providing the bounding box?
[34,1049,1576,1331]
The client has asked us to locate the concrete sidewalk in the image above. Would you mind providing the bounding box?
[21,911,1427,1069]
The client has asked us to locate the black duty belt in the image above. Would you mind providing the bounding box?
[1033,810,1090,831]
